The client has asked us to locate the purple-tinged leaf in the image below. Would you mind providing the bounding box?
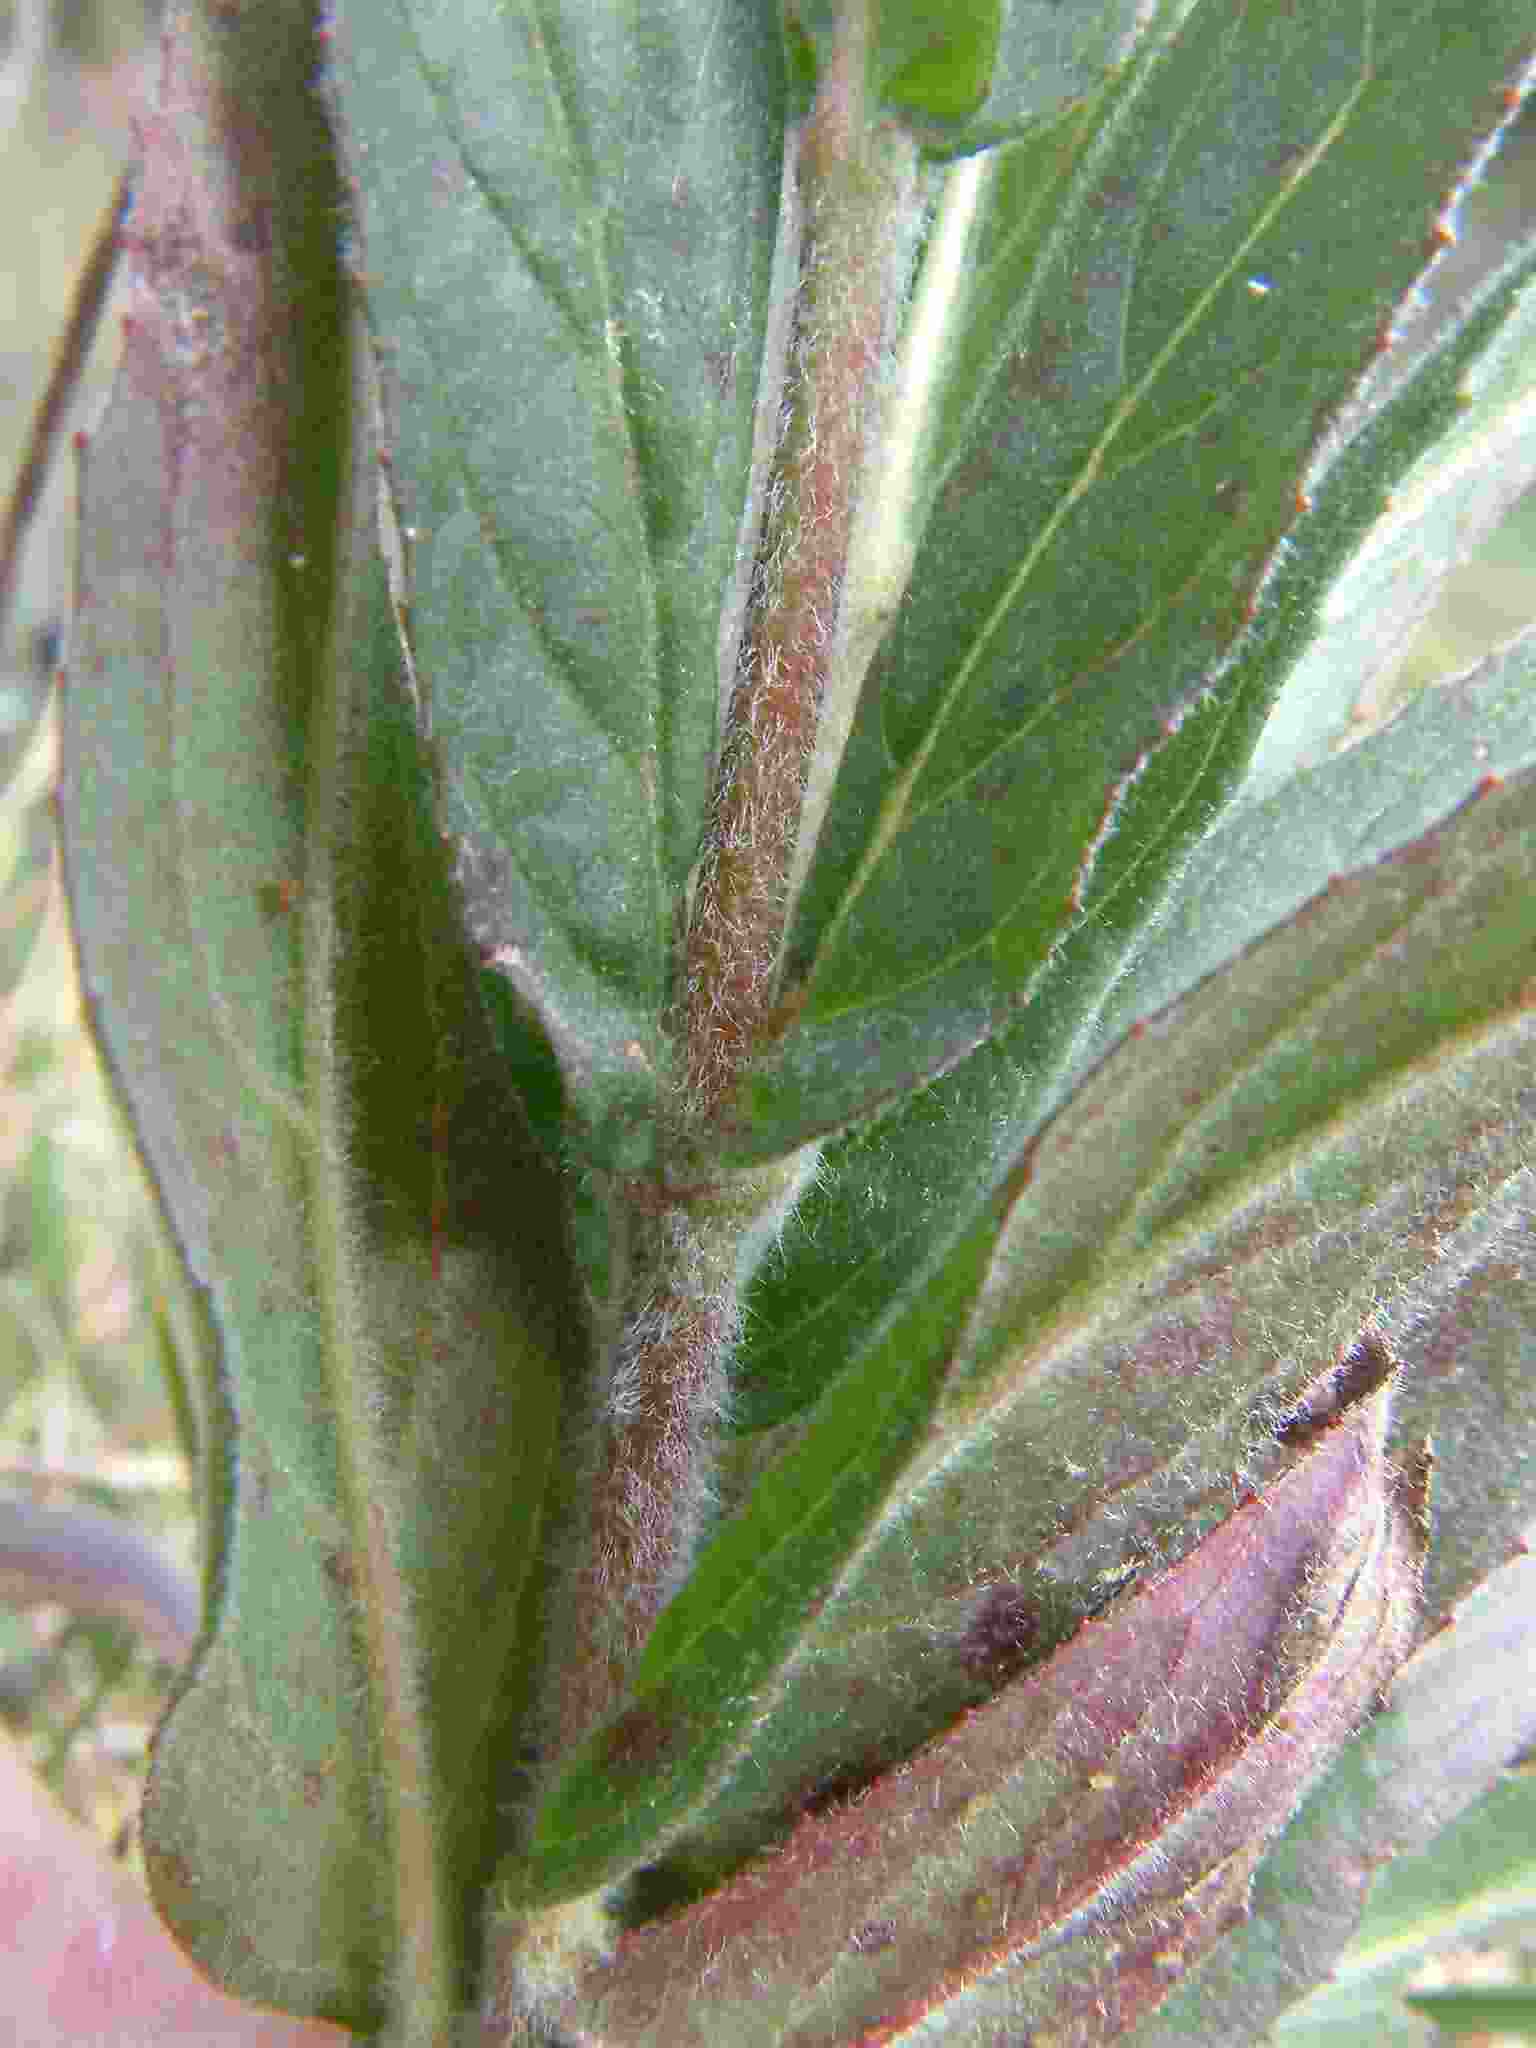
[539,1377,1421,2045]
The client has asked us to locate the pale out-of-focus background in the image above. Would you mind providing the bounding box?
[2,0,1534,2025]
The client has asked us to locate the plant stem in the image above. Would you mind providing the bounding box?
[683,12,920,1124]
[530,0,921,1795]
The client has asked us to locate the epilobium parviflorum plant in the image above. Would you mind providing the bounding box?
[28,0,1536,2040]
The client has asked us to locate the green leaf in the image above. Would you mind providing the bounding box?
[784,0,1168,154]
[1092,625,1536,1068]
[633,766,1536,1910]
[1248,259,1536,795]
[325,0,785,1168]
[511,1206,997,1905]
[963,1,1173,152]
[719,244,1536,1534]
[734,600,1536,1448]
[783,0,1004,126]
[735,0,1534,1156]
[58,7,582,2029]
[1402,1988,1536,2040]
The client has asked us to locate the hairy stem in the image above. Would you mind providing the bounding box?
[683,16,920,1123]
[499,20,940,2028]
[525,0,922,1851]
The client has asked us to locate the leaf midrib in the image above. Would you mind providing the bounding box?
[805,12,1371,990]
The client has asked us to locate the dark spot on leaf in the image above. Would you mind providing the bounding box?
[599,1687,693,1776]
[958,1582,1041,1681]
[1213,477,1248,519]
[1007,324,1069,403]
[800,1757,887,1819]
[1275,1329,1397,1450]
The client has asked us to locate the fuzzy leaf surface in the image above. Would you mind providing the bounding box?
[57,8,581,2028]
[1128,1543,1536,2048]
[673,771,1536,1888]
[734,0,1534,1156]
[1247,259,1536,794]
[545,1385,1421,2045]
[520,765,1536,1908]
[325,0,784,1167]
[735,614,1536,1445]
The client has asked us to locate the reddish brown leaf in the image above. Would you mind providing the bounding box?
[547,1371,1422,2046]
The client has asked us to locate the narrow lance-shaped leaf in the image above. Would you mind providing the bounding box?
[534,1376,1421,2046]
[734,0,1534,1154]
[1245,260,1536,793]
[58,6,583,2030]
[783,0,1170,154]
[572,764,1534,1914]
[730,243,1536,1443]
[325,0,785,1167]
[1132,1540,1536,2048]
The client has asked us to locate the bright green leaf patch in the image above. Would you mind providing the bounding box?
[881,1,1004,122]
[1403,1991,1536,2040]
[784,0,1166,155]
[783,0,1003,125]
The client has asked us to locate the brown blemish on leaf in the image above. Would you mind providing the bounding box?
[1213,476,1249,519]
[956,1582,1041,1682]
[1275,1328,1398,1450]
[1005,324,1070,404]
[596,1685,696,1779]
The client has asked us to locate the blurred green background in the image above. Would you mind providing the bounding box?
[1,1,1533,2035]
